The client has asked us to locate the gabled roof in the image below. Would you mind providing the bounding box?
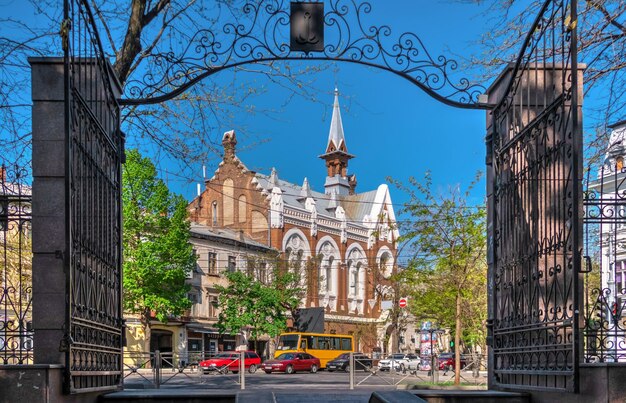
[254,171,397,235]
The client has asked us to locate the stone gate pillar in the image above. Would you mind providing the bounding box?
[30,57,68,367]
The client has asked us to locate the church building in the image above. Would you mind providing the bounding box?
[188,89,399,353]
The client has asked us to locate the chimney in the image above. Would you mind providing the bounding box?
[348,174,357,195]
[222,130,237,161]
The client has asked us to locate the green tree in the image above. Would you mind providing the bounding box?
[122,148,196,349]
[215,256,304,353]
[390,172,487,385]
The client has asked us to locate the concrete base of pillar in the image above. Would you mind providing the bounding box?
[508,364,626,403]
[0,365,104,403]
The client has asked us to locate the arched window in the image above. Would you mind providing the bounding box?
[283,231,310,291]
[346,246,366,303]
[378,249,394,279]
[238,194,247,223]
[350,264,358,297]
[325,256,334,293]
[316,237,340,310]
[223,179,234,225]
[356,262,365,300]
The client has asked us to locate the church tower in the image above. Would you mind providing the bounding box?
[319,88,355,195]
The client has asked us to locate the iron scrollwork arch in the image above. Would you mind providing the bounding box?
[121,0,489,109]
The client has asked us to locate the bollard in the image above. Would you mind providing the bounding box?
[349,352,355,390]
[240,350,245,390]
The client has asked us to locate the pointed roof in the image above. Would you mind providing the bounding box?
[299,177,312,199]
[326,88,347,153]
[270,167,279,187]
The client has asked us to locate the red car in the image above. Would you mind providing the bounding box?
[438,353,467,371]
[261,352,320,374]
[199,351,261,374]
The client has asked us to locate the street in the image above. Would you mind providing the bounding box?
[122,368,487,391]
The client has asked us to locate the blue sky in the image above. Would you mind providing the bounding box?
[2,0,544,212]
[148,0,495,209]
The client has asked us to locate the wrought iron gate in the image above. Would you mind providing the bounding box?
[487,0,581,392]
[58,0,585,395]
[63,0,123,392]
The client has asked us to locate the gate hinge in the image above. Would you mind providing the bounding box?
[485,318,494,347]
[59,333,74,352]
[60,18,72,52]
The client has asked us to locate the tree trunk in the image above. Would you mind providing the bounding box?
[114,0,146,84]
[141,313,152,368]
[454,291,462,385]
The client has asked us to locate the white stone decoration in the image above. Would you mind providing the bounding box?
[367,229,375,249]
[336,206,347,244]
[305,197,318,236]
[270,187,283,228]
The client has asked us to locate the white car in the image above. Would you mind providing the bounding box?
[408,356,432,372]
[378,353,418,372]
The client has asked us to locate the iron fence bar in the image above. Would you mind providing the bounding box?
[240,350,245,390]
[349,352,354,390]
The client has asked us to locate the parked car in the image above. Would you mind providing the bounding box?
[199,351,261,374]
[261,352,320,374]
[326,353,372,372]
[378,353,418,372]
[437,353,467,371]
[407,356,431,372]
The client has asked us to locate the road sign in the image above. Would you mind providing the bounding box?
[399,298,408,308]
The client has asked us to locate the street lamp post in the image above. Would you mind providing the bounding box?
[421,326,443,383]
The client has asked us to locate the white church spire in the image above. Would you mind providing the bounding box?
[319,88,355,196]
[327,87,346,153]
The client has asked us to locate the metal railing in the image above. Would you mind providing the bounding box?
[0,165,32,366]
[123,350,250,389]
[348,352,487,389]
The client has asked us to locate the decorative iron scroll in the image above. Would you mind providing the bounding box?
[488,0,580,393]
[121,0,487,109]
[583,162,626,363]
[0,165,33,365]
[64,0,123,393]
